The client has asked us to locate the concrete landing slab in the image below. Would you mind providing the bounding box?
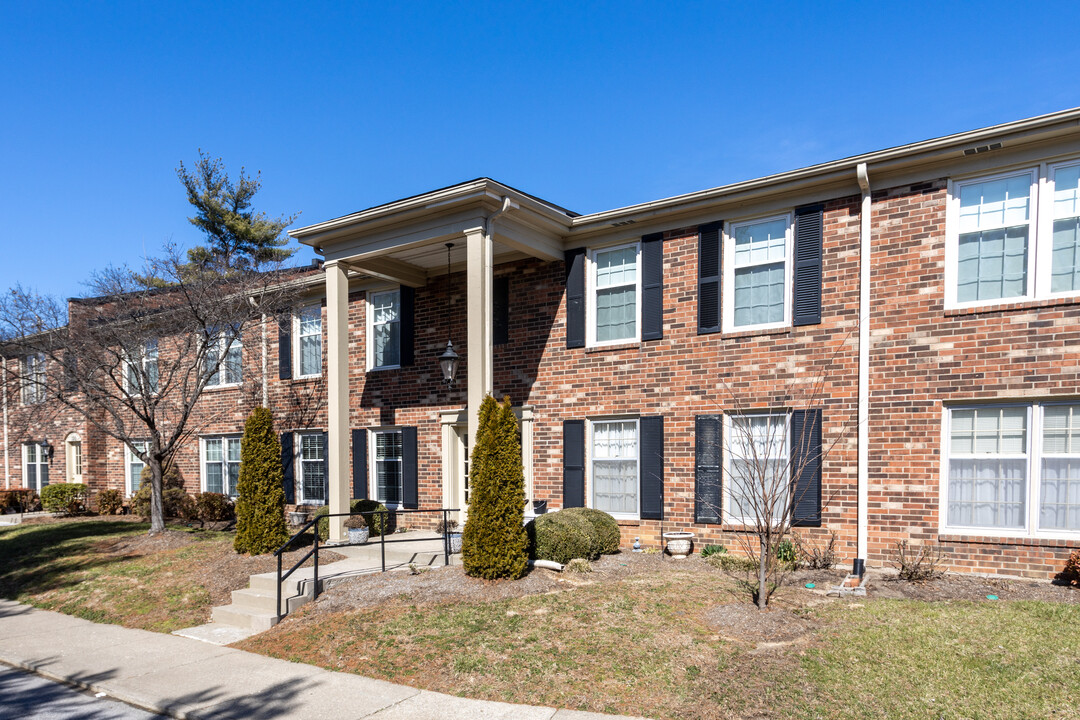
[172,623,259,646]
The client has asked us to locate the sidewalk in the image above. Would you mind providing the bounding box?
[0,600,649,720]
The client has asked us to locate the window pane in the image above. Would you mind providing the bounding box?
[299,306,321,335]
[375,432,403,504]
[376,432,402,459]
[227,438,243,462]
[224,345,242,384]
[951,407,1026,455]
[227,462,240,497]
[595,247,637,288]
[1051,218,1080,293]
[206,463,223,494]
[372,292,399,324]
[956,226,1028,302]
[734,218,787,266]
[205,439,223,462]
[303,460,326,502]
[592,421,637,514]
[948,458,1026,528]
[734,262,785,326]
[959,175,1030,233]
[1054,165,1080,219]
[1040,458,1080,530]
[374,319,400,367]
[596,286,636,342]
[300,334,321,375]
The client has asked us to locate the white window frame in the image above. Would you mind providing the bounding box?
[124,339,159,396]
[126,441,149,497]
[22,442,48,492]
[204,328,242,388]
[366,288,401,371]
[1037,159,1080,299]
[200,435,242,497]
[939,402,1080,541]
[370,427,404,507]
[294,304,323,379]
[586,241,642,347]
[21,352,46,405]
[722,213,793,332]
[587,417,640,520]
[295,431,327,505]
[723,412,791,525]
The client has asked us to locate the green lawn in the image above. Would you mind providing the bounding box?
[0,519,233,632]
[238,566,1080,720]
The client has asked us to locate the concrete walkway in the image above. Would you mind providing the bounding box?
[0,600,649,720]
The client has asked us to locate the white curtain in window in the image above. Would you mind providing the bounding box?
[728,415,788,520]
[1041,404,1080,530]
[948,407,1027,529]
[592,421,637,514]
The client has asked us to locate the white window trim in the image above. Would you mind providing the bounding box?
[370,427,404,508]
[65,433,83,484]
[366,287,402,371]
[199,435,242,496]
[722,412,791,526]
[204,330,242,389]
[295,431,327,505]
[587,416,640,520]
[294,305,323,379]
[22,352,46,405]
[939,402,1080,541]
[22,442,48,492]
[586,241,642,347]
[123,339,159,396]
[1037,158,1080,300]
[125,441,148,498]
[722,213,793,333]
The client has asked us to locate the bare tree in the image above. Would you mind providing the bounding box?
[699,340,855,609]
[0,246,299,534]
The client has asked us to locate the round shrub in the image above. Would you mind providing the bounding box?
[561,507,621,554]
[132,484,196,520]
[96,489,125,515]
[313,499,392,542]
[40,483,90,515]
[526,510,600,564]
[195,492,235,522]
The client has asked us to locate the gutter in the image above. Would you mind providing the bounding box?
[855,162,871,573]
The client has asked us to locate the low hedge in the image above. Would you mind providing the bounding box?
[40,483,90,515]
[194,492,235,522]
[314,499,393,542]
[96,489,125,515]
[0,489,39,513]
[526,510,601,564]
[132,484,196,520]
[561,507,621,554]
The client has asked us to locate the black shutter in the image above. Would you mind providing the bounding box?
[562,420,585,508]
[695,415,722,524]
[698,221,723,334]
[352,429,368,500]
[640,416,664,520]
[278,315,292,380]
[793,205,824,326]
[564,249,586,349]
[399,286,415,366]
[791,409,823,527]
[63,353,78,393]
[493,276,509,346]
[402,426,418,509]
[280,432,295,504]
[641,232,664,341]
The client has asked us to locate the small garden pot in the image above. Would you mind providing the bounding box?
[663,531,695,559]
[288,511,309,527]
[532,500,548,514]
[348,526,370,545]
[448,531,463,554]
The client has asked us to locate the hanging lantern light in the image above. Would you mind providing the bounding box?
[437,243,459,387]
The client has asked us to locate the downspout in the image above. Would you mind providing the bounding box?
[856,162,871,572]
[483,196,513,395]
[261,312,269,408]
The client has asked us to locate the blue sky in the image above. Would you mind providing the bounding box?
[2,1,1078,299]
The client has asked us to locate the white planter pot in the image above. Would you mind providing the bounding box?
[288,511,309,527]
[348,527,370,545]
[663,531,695,559]
[448,532,462,554]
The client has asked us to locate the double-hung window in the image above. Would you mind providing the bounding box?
[22,353,46,404]
[297,432,326,503]
[205,328,241,387]
[296,305,322,377]
[943,403,1080,538]
[23,443,49,491]
[947,160,1080,307]
[372,430,403,505]
[126,339,159,395]
[368,290,400,369]
[726,413,790,522]
[127,441,149,496]
[590,419,638,516]
[203,436,242,497]
[589,244,639,345]
[725,215,791,330]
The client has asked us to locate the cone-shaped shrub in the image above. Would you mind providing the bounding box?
[462,395,529,579]
[233,407,289,555]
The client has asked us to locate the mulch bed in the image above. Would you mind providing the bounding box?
[867,570,1080,603]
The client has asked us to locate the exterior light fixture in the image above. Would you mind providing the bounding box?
[437,243,459,387]
[39,439,53,461]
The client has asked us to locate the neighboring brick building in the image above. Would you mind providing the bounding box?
[5,108,1080,579]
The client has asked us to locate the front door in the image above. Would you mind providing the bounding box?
[450,424,469,523]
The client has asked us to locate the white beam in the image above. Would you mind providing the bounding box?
[325,260,350,544]
[347,257,428,288]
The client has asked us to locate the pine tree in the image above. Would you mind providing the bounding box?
[234,406,289,554]
[461,395,529,579]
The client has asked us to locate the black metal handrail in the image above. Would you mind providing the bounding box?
[272,507,461,622]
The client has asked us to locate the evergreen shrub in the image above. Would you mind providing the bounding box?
[195,492,235,522]
[233,407,289,555]
[133,484,195,520]
[40,483,90,515]
[461,395,529,579]
[526,510,601,564]
[561,507,621,554]
[96,489,124,515]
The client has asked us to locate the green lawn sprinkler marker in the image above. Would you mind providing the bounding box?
[805,582,816,589]
[986,594,999,600]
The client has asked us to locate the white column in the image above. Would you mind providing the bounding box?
[325,259,350,544]
[465,226,494,446]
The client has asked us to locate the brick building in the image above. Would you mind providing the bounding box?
[5,108,1080,579]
